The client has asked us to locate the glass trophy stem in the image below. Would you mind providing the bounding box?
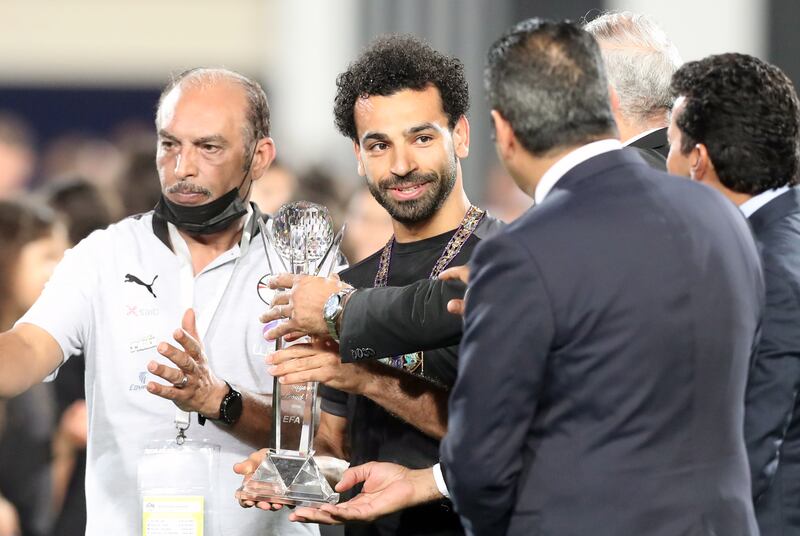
[298,381,317,456]
[271,346,283,451]
[240,202,339,507]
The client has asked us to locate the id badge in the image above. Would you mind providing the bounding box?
[138,439,220,536]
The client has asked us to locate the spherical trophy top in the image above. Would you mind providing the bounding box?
[271,201,334,263]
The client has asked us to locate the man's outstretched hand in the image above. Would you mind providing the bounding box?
[288,462,443,525]
[233,448,286,512]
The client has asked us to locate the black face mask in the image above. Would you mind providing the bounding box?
[154,187,248,235]
[153,145,257,235]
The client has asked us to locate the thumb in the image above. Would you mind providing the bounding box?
[335,462,373,492]
[233,460,255,476]
[182,308,200,341]
[447,299,465,316]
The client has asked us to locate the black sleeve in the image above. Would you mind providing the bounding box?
[338,278,465,363]
[319,384,348,418]
[744,255,800,500]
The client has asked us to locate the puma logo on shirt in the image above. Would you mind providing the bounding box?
[124,273,158,298]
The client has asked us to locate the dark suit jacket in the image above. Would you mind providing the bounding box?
[627,126,668,170]
[339,279,466,361]
[440,149,764,536]
[338,217,504,362]
[744,187,800,535]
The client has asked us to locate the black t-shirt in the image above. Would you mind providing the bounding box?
[321,214,502,536]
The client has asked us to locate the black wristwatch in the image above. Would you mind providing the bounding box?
[198,382,243,426]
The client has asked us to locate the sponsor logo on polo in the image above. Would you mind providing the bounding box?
[129,370,149,391]
[124,273,158,298]
[128,334,156,353]
[125,305,159,317]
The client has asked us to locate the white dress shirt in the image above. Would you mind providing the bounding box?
[739,186,791,218]
[534,139,624,204]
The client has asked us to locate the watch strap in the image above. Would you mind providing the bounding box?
[198,382,241,426]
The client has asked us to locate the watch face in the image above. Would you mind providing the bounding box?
[223,390,243,425]
[323,294,340,319]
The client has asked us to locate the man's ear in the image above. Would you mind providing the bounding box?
[250,137,277,181]
[453,115,470,159]
[352,141,365,177]
[491,109,516,160]
[690,143,712,182]
[608,84,621,115]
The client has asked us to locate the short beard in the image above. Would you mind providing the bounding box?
[368,157,457,226]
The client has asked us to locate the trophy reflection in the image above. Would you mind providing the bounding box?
[238,201,344,507]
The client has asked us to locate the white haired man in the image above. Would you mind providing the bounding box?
[584,11,682,169]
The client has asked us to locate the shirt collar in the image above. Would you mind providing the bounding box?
[534,139,623,204]
[167,203,254,271]
[740,185,791,218]
[623,127,664,147]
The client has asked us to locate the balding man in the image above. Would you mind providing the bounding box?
[0,69,318,536]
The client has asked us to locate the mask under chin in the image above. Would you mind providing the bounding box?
[153,187,248,234]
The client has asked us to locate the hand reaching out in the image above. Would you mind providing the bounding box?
[288,462,443,525]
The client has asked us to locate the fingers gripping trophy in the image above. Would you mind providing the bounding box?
[238,201,344,507]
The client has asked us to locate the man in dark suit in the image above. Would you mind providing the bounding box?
[666,53,800,536]
[584,11,682,169]
[437,19,762,536]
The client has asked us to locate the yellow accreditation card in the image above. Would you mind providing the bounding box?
[142,495,204,536]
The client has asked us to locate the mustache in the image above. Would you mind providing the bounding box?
[381,171,438,190]
[166,182,212,196]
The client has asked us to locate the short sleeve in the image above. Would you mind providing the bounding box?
[16,232,100,374]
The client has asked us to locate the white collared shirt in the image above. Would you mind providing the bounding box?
[18,211,315,536]
[739,186,791,218]
[534,139,624,204]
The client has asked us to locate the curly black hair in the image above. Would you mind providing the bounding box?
[671,53,800,194]
[333,35,469,141]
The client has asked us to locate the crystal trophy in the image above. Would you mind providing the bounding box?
[237,201,343,507]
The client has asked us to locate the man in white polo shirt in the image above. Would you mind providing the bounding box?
[0,68,318,536]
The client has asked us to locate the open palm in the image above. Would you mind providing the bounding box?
[290,462,426,525]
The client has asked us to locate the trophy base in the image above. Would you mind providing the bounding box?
[236,449,339,508]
